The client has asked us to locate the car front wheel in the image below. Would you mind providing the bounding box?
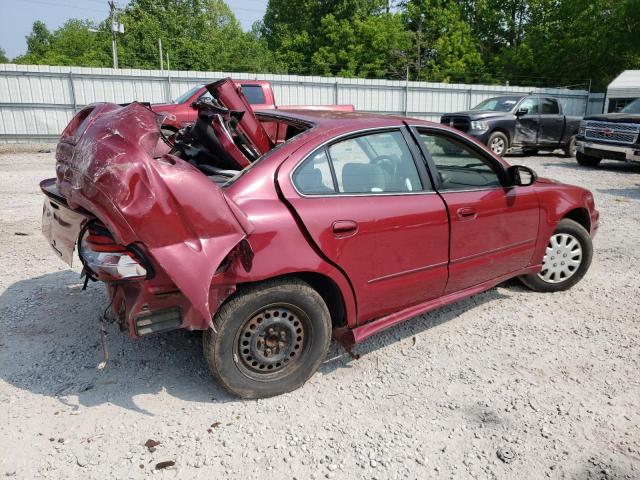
[563,135,577,157]
[203,278,332,399]
[519,218,593,292]
[487,131,508,156]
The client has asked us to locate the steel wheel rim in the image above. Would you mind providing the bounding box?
[490,137,505,155]
[538,233,583,284]
[235,303,309,380]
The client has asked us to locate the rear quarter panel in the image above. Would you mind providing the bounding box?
[225,136,358,328]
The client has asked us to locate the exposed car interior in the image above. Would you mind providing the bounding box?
[164,92,312,186]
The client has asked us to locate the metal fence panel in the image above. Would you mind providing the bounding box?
[0,64,599,142]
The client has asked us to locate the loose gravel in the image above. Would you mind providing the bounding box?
[1,150,639,479]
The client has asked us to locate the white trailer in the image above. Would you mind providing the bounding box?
[605,70,640,113]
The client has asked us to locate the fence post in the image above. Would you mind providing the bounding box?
[68,71,77,112]
[334,80,339,105]
[166,70,172,103]
[467,88,472,110]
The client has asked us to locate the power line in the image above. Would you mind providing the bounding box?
[16,0,107,13]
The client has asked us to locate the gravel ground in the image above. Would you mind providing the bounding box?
[1,150,639,480]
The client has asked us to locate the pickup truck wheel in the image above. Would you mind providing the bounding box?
[203,278,332,399]
[488,132,508,156]
[576,152,601,167]
[519,219,593,292]
[563,135,577,157]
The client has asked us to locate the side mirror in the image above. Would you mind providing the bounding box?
[516,107,529,116]
[507,165,537,187]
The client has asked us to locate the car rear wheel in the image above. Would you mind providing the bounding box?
[487,131,508,156]
[576,151,601,167]
[203,278,332,399]
[519,219,593,292]
[563,135,577,157]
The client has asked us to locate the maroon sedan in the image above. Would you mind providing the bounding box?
[41,79,599,398]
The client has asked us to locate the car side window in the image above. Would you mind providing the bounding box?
[328,131,424,194]
[241,85,267,104]
[540,98,560,114]
[519,97,539,115]
[292,149,336,194]
[418,132,503,190]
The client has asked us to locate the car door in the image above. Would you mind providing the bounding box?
[513,97,540,146]
[412,127,540,293]
[279,128,450,323]
[538,97,564,146]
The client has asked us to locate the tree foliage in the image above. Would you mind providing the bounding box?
[0,47,8,63]
[14,19,111,66]
[8,0,640,89]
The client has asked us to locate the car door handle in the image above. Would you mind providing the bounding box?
[456,207,477,220]
[332,220,358,237]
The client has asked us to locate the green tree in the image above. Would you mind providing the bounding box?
[262,0,391,75]
[117,0,278,72]
[13,0,278,72]
[14,19,111,66]
[403,0,486,82]
[310,13,411,77]
[25,21,52,58]
[0,47,8,63]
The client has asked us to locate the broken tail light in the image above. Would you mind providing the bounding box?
[79,223,150,282]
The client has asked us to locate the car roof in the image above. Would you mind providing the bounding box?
[255,108,435,132]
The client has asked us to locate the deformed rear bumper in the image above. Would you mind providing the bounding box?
[576,140,640,162]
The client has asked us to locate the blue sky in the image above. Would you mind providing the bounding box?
[0,0,269,59]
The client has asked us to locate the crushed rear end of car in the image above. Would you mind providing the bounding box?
[40,79,271,338]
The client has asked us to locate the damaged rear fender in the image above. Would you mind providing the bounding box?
[56,102,254,325]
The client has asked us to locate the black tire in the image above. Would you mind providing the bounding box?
[203,278,332,399]
[487,131,509,156]
[576,151,601,167]
[563,135,577,157]
[522,147,539,156]
[519,218,593,293]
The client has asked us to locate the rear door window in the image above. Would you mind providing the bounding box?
[292,150,335,194]
[328,131,424,194]
[540,98,560,114]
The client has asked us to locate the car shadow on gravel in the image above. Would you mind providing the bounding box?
[1,271,523,411]
[597,186,640,200]
[0,270,237,415]
[541,160,640,174]
[319,280,519,374]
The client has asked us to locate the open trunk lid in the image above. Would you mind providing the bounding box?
[46,100,253,322]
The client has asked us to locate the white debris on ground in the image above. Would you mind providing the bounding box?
[0,150,638,479]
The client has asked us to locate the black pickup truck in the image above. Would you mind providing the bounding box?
[441,95,582,156]
[575,98,640,167]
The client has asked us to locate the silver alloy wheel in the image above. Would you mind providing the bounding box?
[538,233,583,283]
[490,136,506,155]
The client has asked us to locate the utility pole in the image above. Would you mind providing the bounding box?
[108,1,124,69]
[158,38,164,72]
[405,64,409,116]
